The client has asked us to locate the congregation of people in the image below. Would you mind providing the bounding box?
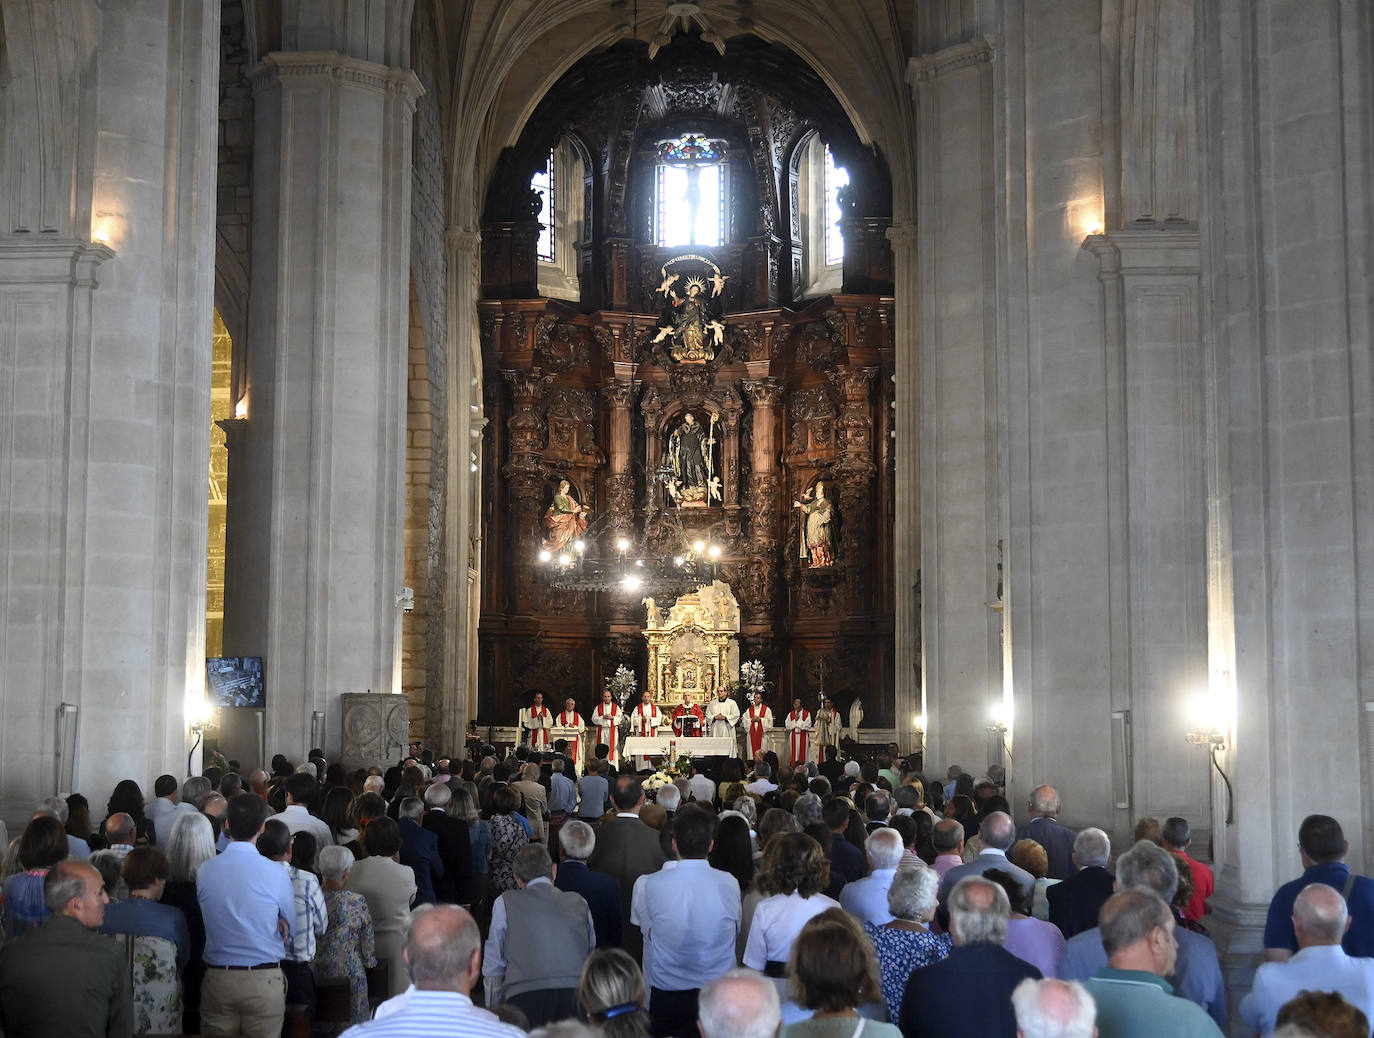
[2,732,1373,1038]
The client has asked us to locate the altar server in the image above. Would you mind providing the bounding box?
[706,687,740,741]
[785,698,812,766]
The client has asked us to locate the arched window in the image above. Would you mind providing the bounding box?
[529,138,585,300]
[655,133,728,248]
[796,132,848,297]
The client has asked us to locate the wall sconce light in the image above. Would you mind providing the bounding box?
[233,397,248,419]
[1185,684,1233,825]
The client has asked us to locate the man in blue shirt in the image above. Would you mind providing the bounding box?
[198,793,297,1038]
[1263,814,1374,961]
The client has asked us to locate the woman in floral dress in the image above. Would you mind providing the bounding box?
[864,865,951,1022]
[487,785,529,895]
[314,845,377,1027]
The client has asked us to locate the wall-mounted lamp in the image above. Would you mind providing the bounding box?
[396,586,415,614]
[1185,680,1233,824]
[233,398,248,419]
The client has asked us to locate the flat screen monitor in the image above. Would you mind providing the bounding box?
[206,656,265,708]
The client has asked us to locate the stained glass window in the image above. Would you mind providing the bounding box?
[532,149,555,262]
[824,144,849,266]
[655,135,728,248]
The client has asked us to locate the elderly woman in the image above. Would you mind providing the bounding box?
[781,909,902,1038]
[1,815,67,937]
[101,846,190,1034]
[577,948,651,1038]
[160,812,215,1033]
[314,844,377,1027]
[1009,839,1059,921]
[346,816,416,996]
[864,865,951,1021]
[743,832,840,975]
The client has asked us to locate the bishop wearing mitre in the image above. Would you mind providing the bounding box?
[557,696,586,772]
[785,697,812,766]
[520,691,553,751]
[591,689,623,763]
[629,696,662,770]
[706,687,740,741]
[744,691,774,762]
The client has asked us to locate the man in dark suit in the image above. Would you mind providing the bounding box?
[822,797,867,882]
[1017,785,1078,880]
[397,796,445,905]
[1046,827,1114,938]
[864,791,891,833]
[555,819,624,948]
[421,782,476,906]
[900,875,1042,1038]
[587,775,665,961]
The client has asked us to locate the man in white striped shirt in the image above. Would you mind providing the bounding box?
[341,905,525,1038]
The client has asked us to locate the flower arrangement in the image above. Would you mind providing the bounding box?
[643,754,694,798]
[740,659,766,692]
[606,665,637,709]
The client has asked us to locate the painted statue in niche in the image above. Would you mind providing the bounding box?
[793,480,838,567]
[651,255,728,363]
[541,479,589,554]
[663,411,721,507]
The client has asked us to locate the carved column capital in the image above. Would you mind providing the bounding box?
[743,378,785,409]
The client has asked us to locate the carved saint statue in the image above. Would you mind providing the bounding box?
[664,412,721,506]
[651,264,728,364]
[793,481,837,566]
[541,479,588,554]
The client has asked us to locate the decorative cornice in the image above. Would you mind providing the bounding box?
[907,38,994,84]
[248,51,424,108]
[446,227,482,260]
[1082,225,1201,276]
[0,237,114,287]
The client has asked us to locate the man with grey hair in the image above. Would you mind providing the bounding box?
[342,904,525,1037]
[939,811,1036,904]
[698,968,781,1038]
[1241,883,1374,1036]
[1047,828,1114,938]
[0,859,132,1037]
[156,775,212,846]
[901,875,1042,1037]
[36,796,90,859]
[422,780,474,906]
[483,843,595,1026]
[840,826,905,925]
[555,819,623,948]
[1060,840,1225,1029]
[1011,978,1097,1038]
[1017,785,1077,879]
[362,774,385,796]
[1083,890,1221,1037]
[657,783,682,814]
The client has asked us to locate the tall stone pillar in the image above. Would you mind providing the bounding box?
[888,223,922,755]
[907,39,1003,776]
[0,0,219,817]
[225,31,421,759]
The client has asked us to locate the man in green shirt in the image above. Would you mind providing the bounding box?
[1084,890,1224,1038]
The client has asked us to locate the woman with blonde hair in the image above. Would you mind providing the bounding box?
[577,948,651,1038]
[782,909,901,1038]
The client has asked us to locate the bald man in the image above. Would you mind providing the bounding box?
[1241,883,1374,1037]
[343,905,525,1037]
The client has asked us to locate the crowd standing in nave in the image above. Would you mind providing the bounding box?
[2,708,1374,1038]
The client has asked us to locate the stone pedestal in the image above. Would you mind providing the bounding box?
[340,693,410,769]
[224,48,420,760]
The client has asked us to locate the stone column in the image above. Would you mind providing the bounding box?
[225,38,421,758]
[0,0,219,815]
[888,223,922,754]
[907,39,1003,775]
